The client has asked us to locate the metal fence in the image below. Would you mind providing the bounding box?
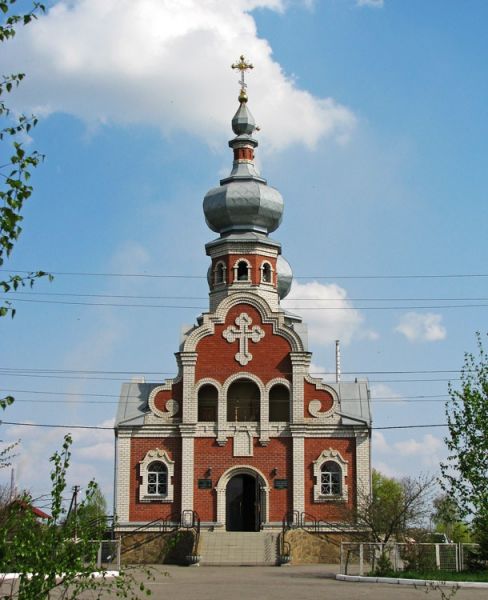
[92,539,121,571]
[340,542,480,575]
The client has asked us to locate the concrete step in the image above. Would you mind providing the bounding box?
[199,531,279,566]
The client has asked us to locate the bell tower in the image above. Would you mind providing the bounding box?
[203,55,293,312]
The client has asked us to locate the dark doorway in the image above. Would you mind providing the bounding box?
[226,474,259,531]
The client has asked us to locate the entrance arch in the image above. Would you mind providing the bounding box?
[215,466,270,530]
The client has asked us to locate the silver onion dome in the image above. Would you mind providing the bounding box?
[277,255,293,299]
[203,95,284,235]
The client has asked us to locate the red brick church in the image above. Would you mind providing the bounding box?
[114,57,371,537]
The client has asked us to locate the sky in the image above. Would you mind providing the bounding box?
[1,0,487,511]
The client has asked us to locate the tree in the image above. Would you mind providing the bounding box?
[1,0,52,410]
[67,485,108,542]
[431,494,470,543]
[441,332,488,559]
[354,470,436,545]
[0,435,152,599]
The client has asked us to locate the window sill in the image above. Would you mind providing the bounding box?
[139,495,173,503]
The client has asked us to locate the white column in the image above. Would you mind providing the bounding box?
[179,352,198,423]
[115,433,131,523]
[259,385,269,446]
[355,429,371,500]
[180,425,196,513]
[289,353,311,423]
[291,431,305,516]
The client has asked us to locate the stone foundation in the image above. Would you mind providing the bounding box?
[119,530,195,565]
[284,530,346,564]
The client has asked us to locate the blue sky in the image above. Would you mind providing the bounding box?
[1,0,487,508]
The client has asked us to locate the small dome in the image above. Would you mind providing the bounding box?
[232,101,256,135]
[203,179,283,234]
[277,255,293,299]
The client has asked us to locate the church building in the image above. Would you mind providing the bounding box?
[114,57,371,536]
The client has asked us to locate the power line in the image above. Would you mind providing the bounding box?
[0,420,449,431]
[6,296,488,311]
[0,387,451,401]
[0,366,467,375]
[3,268,488,280]
[12,291,488,302]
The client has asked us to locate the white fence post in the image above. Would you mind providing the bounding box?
[359,543,364,576]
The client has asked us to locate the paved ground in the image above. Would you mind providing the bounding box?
[139,565,488,600]
[4,565,486,599]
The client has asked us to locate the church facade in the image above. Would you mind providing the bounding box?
[114,59,371,533]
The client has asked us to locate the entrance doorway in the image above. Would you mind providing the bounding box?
[226,474,260,531]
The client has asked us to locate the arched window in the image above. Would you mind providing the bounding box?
[139,448,175,502]
[236,260,250,281]
[198,384,218,422]
[321,461,341,496]
[269,384,290,421]
[261,262,272,283]
[215,262,226,285]
[227,379,260,422]
[312,449,348,502]
[147,461,167,496]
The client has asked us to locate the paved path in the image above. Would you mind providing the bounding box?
[141,565,488,600]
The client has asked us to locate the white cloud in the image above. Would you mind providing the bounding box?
[395,312,447,342]
[1,419,114,501]
[393,433,444,468]
[356,0,384,8]
[372,430,389,454]
[370,383,405,404]
[282,280,372,345]
[0,0,356,151]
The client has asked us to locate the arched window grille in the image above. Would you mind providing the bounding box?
[320,461,341,496]
[147,461,168,496]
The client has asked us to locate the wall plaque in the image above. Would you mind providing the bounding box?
[198,479,213,489]
[274,479,288,489]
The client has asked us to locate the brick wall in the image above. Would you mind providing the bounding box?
[303,438,356,520]
[129,437,182,521]
[195,303,292,383]
[193,436,292,522]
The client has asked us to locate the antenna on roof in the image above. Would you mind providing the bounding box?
[335,340,341,383]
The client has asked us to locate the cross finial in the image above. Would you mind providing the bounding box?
[231,54,254,102]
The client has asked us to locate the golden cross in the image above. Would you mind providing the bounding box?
[231,55,254,94]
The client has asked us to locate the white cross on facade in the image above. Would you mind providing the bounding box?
[222,312,265,366]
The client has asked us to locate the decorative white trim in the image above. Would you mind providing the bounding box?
[304,374,339,420]
[215,465,270,528]
[148,379,181,420]
[138,448,175,503]
[313,448,348,503]
[222,312,265,366]
[182,292,305,354]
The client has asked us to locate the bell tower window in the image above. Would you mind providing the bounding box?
[214,261,226,285]
[261,261,272,284]
[235,260,250,282]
